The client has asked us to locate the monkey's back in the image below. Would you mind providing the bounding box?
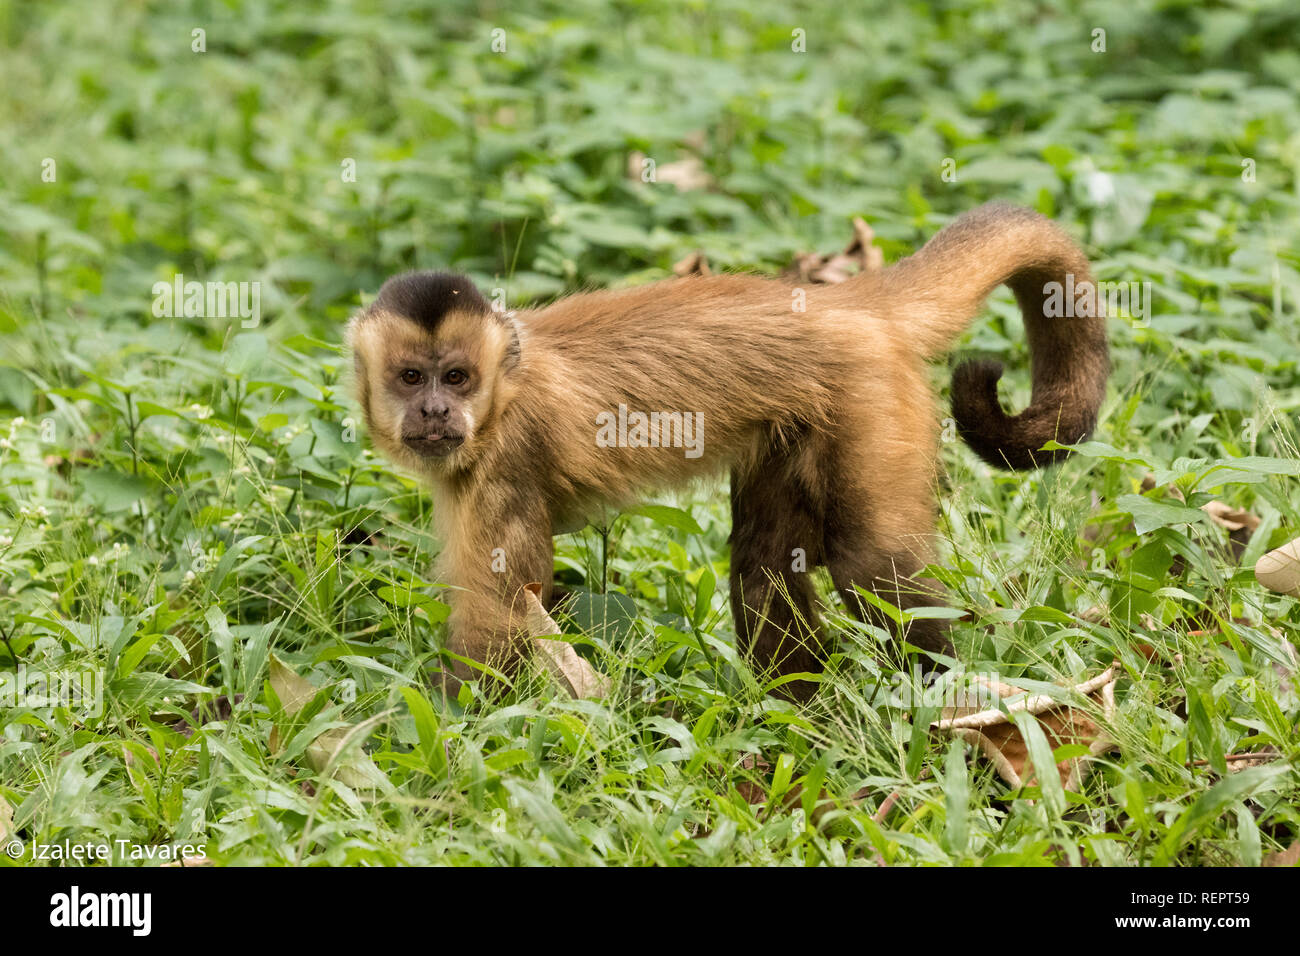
[502,274,902,502]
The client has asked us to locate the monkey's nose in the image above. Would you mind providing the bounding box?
[420,402,450,419]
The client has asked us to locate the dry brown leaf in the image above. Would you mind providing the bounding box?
[672,251,711,277]
[522,584,611,699]
[1202,500,1261,562]
[1134,480,1263,561]
[625,150,645,181]
[1255,535,1300,597]
[1201,500,1261,533]
[626,151,714,191]
[1263,839,1300,867]
[269,654,319,728]
[268,654,389,791]
[845,217,885,272]
[681,129,707,151]
[1078,605,1108,624]
[657,156,713,191]
[932,666,1119,791]
[788,217,884,284]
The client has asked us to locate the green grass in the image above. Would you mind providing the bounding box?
[1,0,1298,865]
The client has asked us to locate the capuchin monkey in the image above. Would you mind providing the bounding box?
[347,202,1109,700]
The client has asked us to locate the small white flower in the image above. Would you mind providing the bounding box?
[184,570,197,584]
[0,438,11,450]
[11,417,24,428]
[35,506,49,519]
[229,512,244,523]
[0,535,13,548]
[88,555,99,566]
[1085,170,1116,205]
[189,404,213,420]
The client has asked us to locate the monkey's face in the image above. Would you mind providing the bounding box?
[348,273,519,475]
[390,345,478,459]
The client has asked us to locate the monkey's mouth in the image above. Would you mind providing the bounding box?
[402,433,465,457]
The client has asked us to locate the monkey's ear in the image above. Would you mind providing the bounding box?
[499,312,523,371]
[343,311,365,351]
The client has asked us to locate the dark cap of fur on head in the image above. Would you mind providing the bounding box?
[370,271,491,333]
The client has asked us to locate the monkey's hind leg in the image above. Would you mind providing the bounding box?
[823,432,956,666]
[827,541,955,664]
[728,456,826,702]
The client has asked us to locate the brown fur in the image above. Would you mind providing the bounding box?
[347,202,1109,699]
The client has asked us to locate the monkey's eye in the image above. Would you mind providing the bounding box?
[443,369,468,386]
[399,369,424,386]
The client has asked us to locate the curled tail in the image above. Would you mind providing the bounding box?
[876,202,1109,470]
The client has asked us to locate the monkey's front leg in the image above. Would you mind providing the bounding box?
[436,490,555,694]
